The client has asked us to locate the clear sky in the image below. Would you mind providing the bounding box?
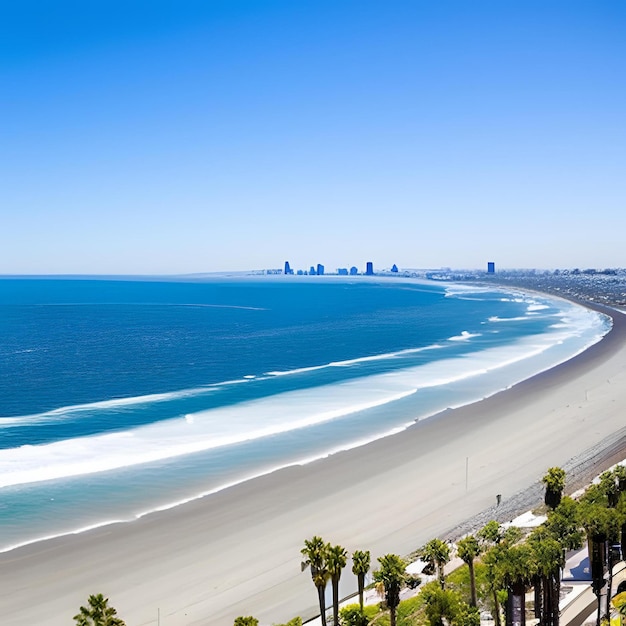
[2,1,625,274]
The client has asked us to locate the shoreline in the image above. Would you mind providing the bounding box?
[0,286,609,555]
[3,295,626,625]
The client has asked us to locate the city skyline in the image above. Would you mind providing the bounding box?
[2,1,626,275]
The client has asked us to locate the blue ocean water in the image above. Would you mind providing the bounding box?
[0,277,610,550]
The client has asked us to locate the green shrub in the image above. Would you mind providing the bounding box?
[340,605,370,625]
[234,618,258,626]
[396,594,426,625]
[446,561,490,608]
[340,603,380,625]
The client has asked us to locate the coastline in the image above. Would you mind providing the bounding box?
[3,296,626,625]
[0,283,608,555]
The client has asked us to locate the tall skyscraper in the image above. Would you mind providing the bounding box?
[284,261,293,275]
[365,261,374,275]
[317,263,324,276]
[487,262,495,274]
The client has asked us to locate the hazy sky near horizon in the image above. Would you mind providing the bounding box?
[2,1,625,274]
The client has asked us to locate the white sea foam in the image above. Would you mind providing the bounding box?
[449,331,482,341]
[0,388,213,426]
[265,344,445,376]
[444,284,494,296]
[0,421,417,554]
[0,291,613,553]
[0,387,419,488]
[0,296,610,491]
[488,316,533,323]
[0,377,262,426]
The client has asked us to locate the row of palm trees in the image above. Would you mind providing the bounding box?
[294,465,626,626]
[75,464,626,626]
[447,465,626,626]
[301,537,371,626]
[299,536,458,626]
[446,465,626,626]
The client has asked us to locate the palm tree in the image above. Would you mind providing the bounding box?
[457,535,481,607]
[579,498,621,626]
[612,466,626,559]
[351,549,371,612]
[419,538,451,589]
[301,536,330,626]
[599,471,620,507]
[543,496,583,551]
[73,593,125,626]
[420,580,464,626]
[534,497,584,626]
[373,553,407,626]
[478,521,521,626]
[326,543,348,626]
[482,543,505,626]
[478,520,504,545]
[542,467,566,509]
[617,492,626,560]
[502,543,536,626]
[528,527,563,626]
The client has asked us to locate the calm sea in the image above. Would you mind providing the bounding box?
[0,277,610,551]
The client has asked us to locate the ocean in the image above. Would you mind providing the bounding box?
[0,276,610,552]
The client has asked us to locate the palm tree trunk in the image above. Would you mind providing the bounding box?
[493,588,502,626]
[390,606,397,626]
[550,572,559,626]
[332,577,339,626]
[468,559,477,607]
[317,584,327,626]
[358,575,364,612]
[542,574,551,626]
[606,542,614,623]
[533,575,542,621]
[554,573,561,626]
[506,581,526,626]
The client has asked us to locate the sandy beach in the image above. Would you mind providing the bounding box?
[2,302,626,626]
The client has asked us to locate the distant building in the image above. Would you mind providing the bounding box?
[297,269,304,276]
[391,264,398,273]
[317,263,325,276]
[310,266,317,275]
[487,262,495,274]
[365,261,374,276]
[350,266,358,276]
[284,261,294,275]
[266,269,282,275]
[337,268,348,276]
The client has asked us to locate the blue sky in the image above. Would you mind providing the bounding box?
[2,1,625,274]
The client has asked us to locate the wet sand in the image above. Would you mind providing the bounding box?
[2,304,626,625]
